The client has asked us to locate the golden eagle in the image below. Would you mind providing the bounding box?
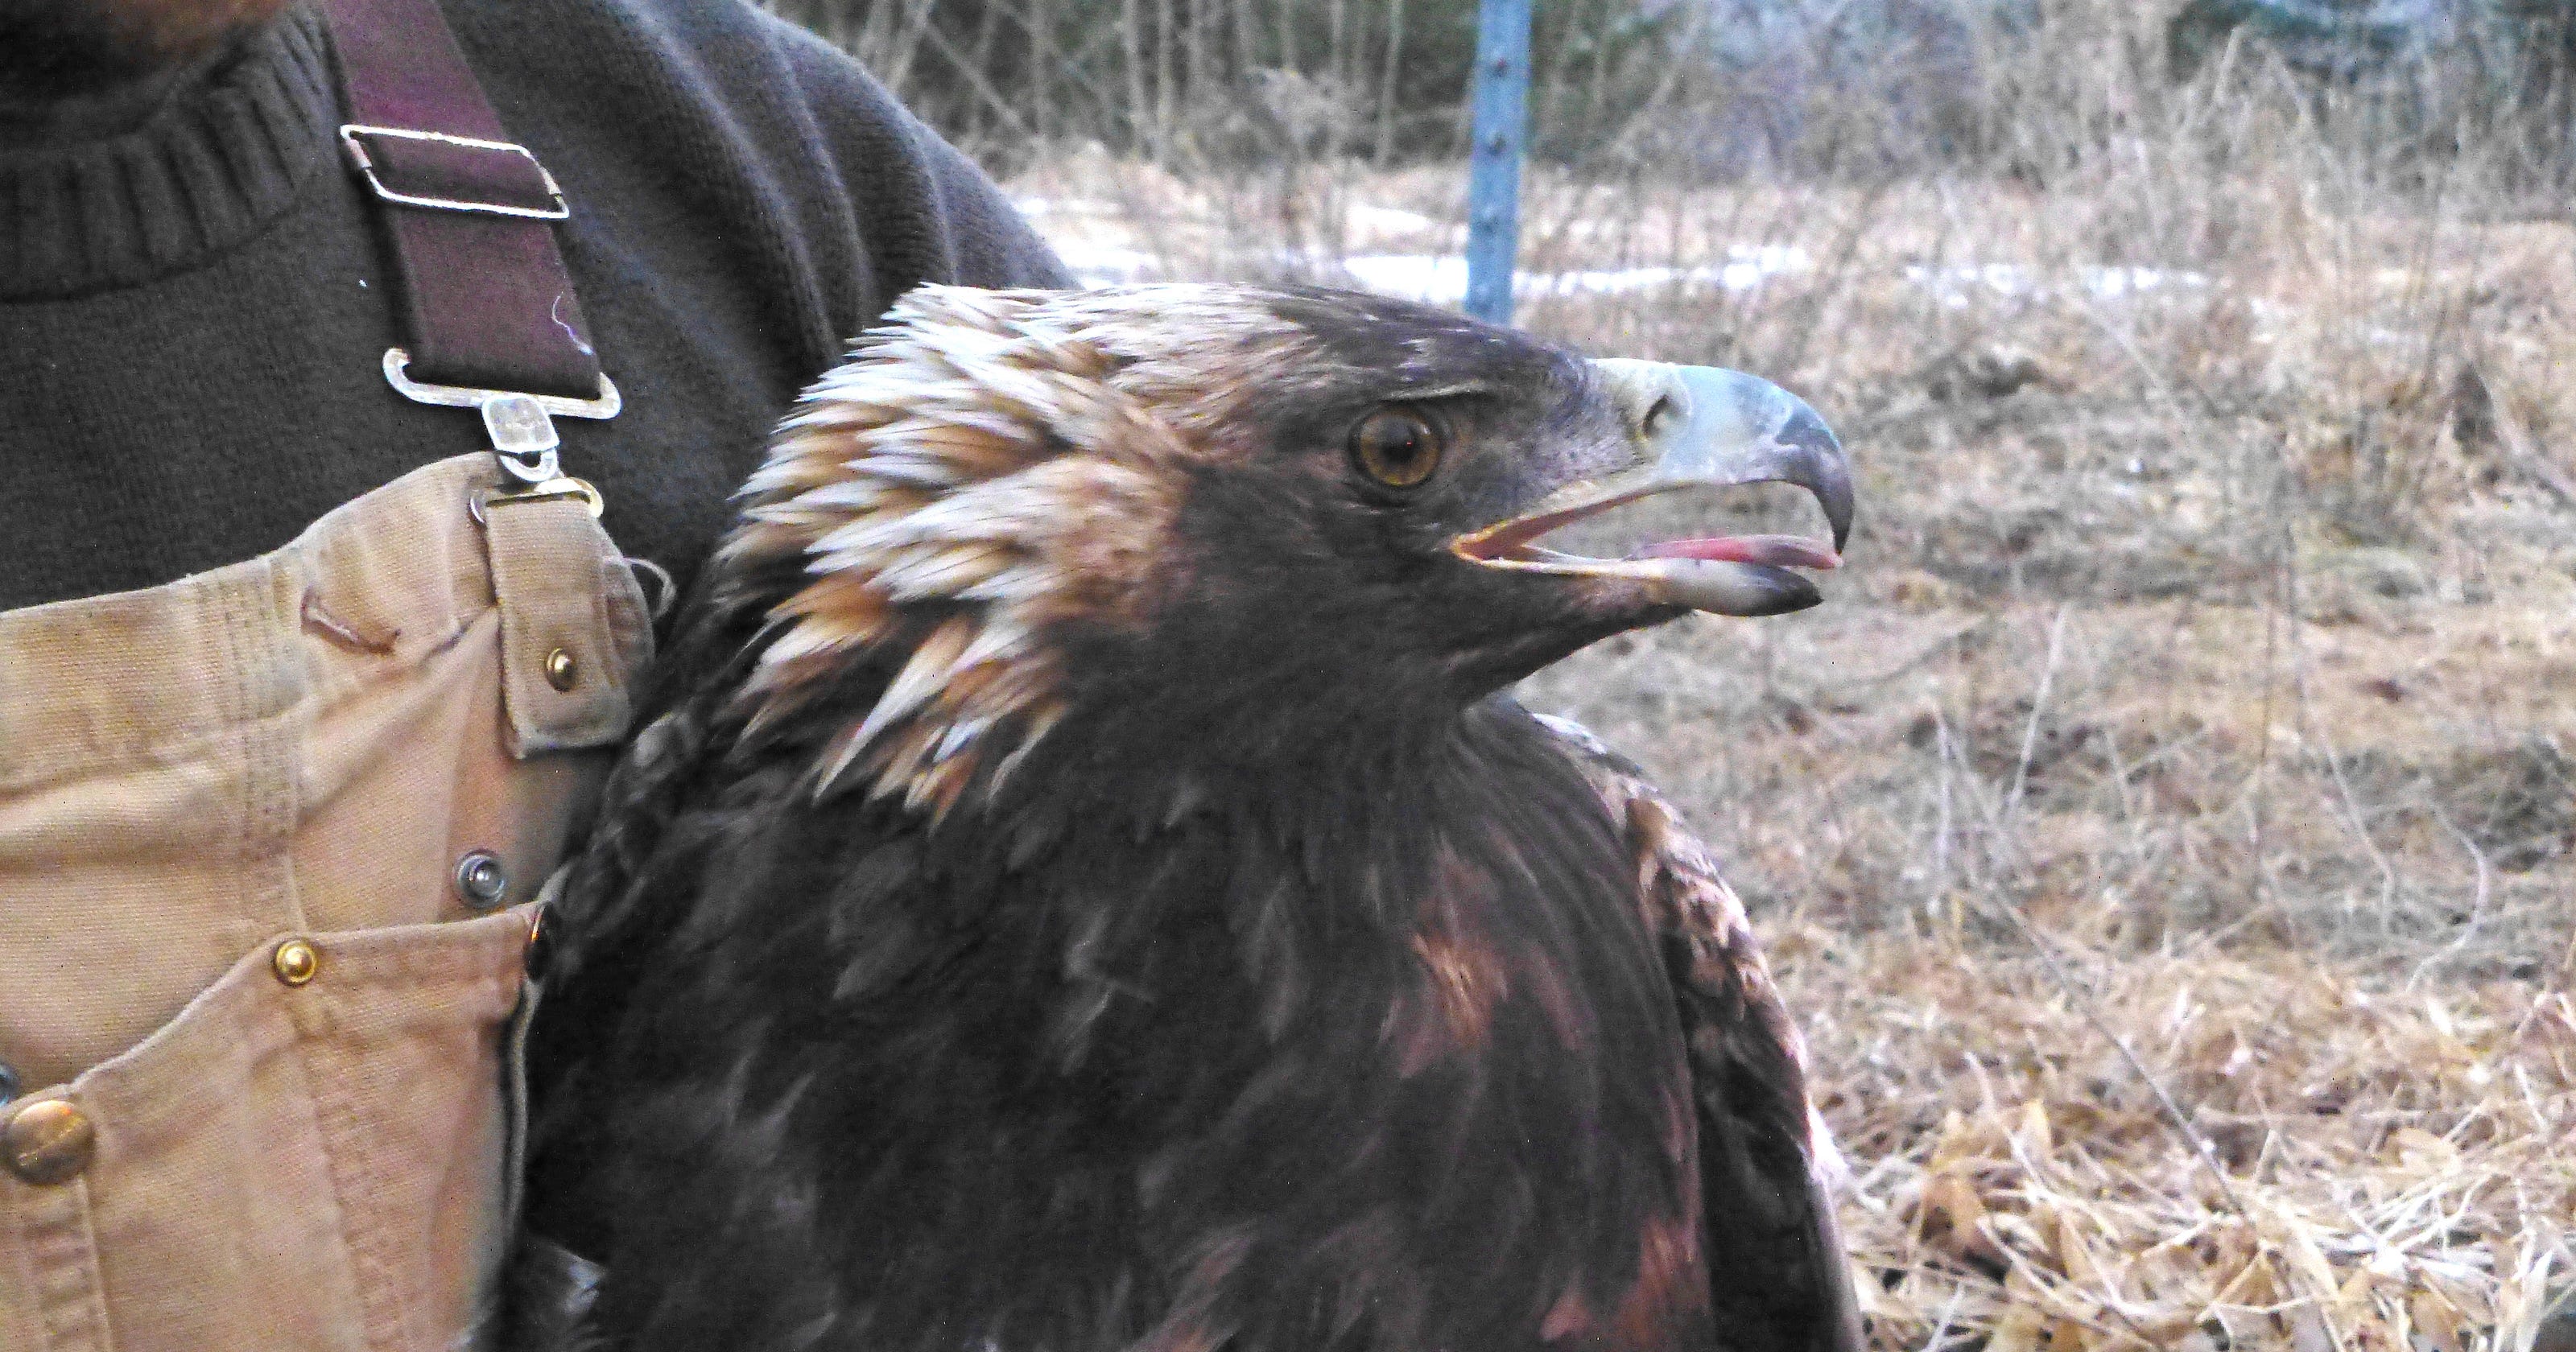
[521,283,1863,1352]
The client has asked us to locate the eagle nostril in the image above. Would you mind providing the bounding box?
[1641,395,1676,440]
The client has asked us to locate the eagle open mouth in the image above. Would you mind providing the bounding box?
[1451,361,1854,617]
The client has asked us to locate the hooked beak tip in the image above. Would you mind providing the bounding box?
[1781,404,1856,553]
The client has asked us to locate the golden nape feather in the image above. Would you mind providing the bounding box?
[720,286,1274,815]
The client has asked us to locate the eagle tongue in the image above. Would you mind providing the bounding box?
[1629,534,1842,571]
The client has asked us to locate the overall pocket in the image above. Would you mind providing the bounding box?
[0,907,535,1352]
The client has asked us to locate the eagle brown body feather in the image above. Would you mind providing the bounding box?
[1545,716,1862,1350]
[521,284,1862,1352]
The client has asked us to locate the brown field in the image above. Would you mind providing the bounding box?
[997,124,2576,1350]
[806,1,2576,1342]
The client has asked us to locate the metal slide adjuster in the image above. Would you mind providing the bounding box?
[467,478,605,526]
[338,125,571,220]
[381,348,619,519]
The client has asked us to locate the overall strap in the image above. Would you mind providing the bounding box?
[316,0,652,762]
[319,0,620,496]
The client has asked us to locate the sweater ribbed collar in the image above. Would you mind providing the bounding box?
[0,10,339,301]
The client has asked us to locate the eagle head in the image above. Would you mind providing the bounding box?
[712,283,1852,816]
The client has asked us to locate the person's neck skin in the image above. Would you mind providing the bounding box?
[0,0,290,146]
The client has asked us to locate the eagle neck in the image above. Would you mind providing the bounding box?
[981,694,1586,938]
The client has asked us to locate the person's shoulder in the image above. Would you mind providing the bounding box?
[442,0,1066,352]
[444,0,902,126]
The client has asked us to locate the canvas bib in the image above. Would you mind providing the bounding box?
[0,455,651,1350]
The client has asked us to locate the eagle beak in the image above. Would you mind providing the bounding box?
[1451,361,1855,617]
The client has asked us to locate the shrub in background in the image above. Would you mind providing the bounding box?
[774,0,2576,199]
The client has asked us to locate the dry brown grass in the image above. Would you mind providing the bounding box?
[1522,176,2576,1341]
[978,12,2576,1343]
[1797,932,2574,1352]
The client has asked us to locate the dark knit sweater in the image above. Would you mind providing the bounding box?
[0,0,1067,611]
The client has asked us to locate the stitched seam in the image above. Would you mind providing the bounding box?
[295,1027,422,1352]
[64,1178,112,1352]
[212,571,291,951]
[280,918,525,1352]
[487,502,634,752]
[485,512,536,756]
[21,1173,108,1352]
[0,461,497,794]
[246,567,309,935]
[571,539,630,743]
[0,600,497,808]
[269,1004,375,1347]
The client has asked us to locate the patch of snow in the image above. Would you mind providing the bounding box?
[1011,197,1122,218]
[1338,254,1472,303]
[1905,262,2034,301]
[1724,244,1810,281]
[1339,244,1809,306]
[1905,262,2211,305]
[2083,266,2207,299]
[1054,229,2214,321]
[1344,204,1448,237]
[1055,242,1166,289]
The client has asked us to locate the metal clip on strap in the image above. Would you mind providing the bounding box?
[382,349,616,520]
[322,0,619,491]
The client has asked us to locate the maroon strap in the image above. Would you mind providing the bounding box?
[320,0,605,402]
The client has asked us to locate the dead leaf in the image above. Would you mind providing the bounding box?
[2018,1099,2055,1158]
[2409,1288,2463,1352]
[1919,1172,2012,1278]
[1988,1306,2048,1352]
[2052,1209,2107,1292]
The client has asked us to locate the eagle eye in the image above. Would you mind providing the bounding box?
[1348,407,1444,489]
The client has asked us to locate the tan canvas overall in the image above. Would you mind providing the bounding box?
[0,0,665,1341]
[0,0,654,1339]
[0,456,653,1351]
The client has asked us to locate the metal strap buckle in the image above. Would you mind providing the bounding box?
[382,348,621,486]
[469,477,605,526]
[338,124,571,221]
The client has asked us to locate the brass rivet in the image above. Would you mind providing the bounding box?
[543,647,579,691]
[455,850,510,910]
[273,938,320,987]
[4,1099,95,1185]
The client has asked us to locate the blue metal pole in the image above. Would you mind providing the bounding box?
[1463,0,1532,326]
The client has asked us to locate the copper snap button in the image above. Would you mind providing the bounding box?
[272,938,320,987]
[455,850,510,910]
[4,1100,95,1185]
[524,905,554,983]
[543,647,580,691]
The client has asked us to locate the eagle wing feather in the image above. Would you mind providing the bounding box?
[1538,715,1866,1352]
